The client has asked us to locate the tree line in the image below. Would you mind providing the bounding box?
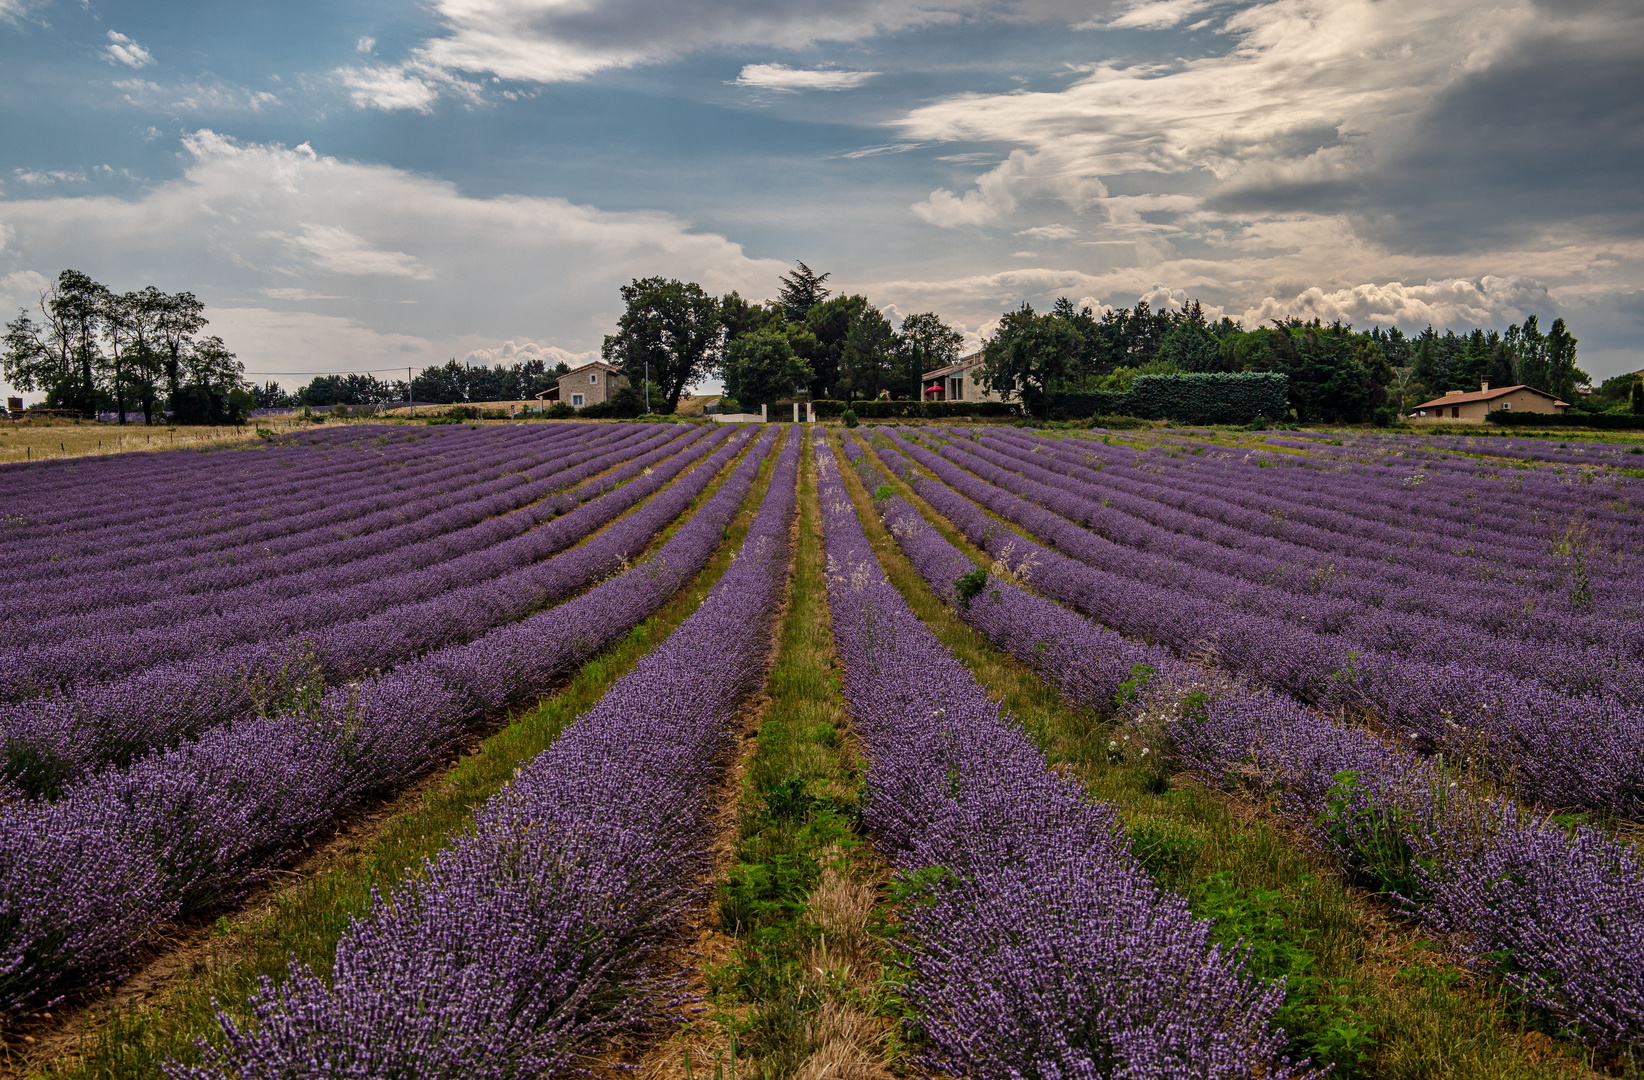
[3,270,248,423]
[256,358,574,409]
[8,263,1598,427]
[977,297,1589,422]
[599,265,1592,424]
[600,264,965,413]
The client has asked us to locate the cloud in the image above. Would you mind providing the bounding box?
[1016,223,1076,240]
[831,142,928,160]
[1240,277,1555,331]
[865,0,1643,377]
[1095,0,1214,29]
[733,64,878,91]
[329,0,1101,108]
[11,169,87,186]
[104,31,155,69]
[0,130,786,382]
[280,224,435,280]
[337,64,440,112]
[114,78,280,113]
[461,339,598,369]
[356,36,377,53]
[260,287,347,301]
[0,269,49,296]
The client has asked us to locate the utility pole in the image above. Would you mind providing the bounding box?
[408,367,413,418]
[644,360,651,414]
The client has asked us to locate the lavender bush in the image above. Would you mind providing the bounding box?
[856,435,1644,1052]
[167,430,800,1079]
[815,434,1298,1079]
[0,428,740,786]
[0,428,784,1013]
[884,430,1644,820]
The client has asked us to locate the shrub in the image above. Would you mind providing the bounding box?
[543,402,576,419]
[609,386,638,419]
[579,400,616,419]
[841,409,858,428]
[811,399,1019,420]
[1486,411,1644,430]
[1052,373,1289,425]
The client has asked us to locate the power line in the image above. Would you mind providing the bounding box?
[243,367,426,377]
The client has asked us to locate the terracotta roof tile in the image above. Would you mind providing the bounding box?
[1412,384,1565,410]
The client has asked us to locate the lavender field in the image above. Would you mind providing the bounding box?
[0,420,1639,1079]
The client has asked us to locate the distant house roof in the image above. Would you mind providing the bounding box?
[561,360,620,378]
[921,349,984,382]
[1412,384,1569,410]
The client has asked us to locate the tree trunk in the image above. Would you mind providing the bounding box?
[113,343,127,424]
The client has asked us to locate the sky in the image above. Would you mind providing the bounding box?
[1,0,1641,402]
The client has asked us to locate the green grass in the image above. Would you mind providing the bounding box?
[832,430,1594,1080]
[43,430,790,1080]
[694,434,891,1080]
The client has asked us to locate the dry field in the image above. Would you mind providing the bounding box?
[0,419,280,465]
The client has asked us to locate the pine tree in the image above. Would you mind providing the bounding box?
[776,262,831,323]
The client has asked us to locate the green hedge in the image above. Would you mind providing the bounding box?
[1486,411,1644,430]
[1051,372,1289,425]
[809,399,1019,419]
[1048,391,1128,418]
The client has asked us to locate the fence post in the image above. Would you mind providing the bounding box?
[761,403,767,422]
[793,401,800,423]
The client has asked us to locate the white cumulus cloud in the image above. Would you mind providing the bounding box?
[336,65,441,112]
[0,130,786,387]
[104,31,154,69]
[114,78,280,113]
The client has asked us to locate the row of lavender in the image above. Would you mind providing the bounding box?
[2,423,609,599]
[0,428,782,1013]
[0,423,454,557]
[171,430,801,1079]
[3,426,647,636]
[936,426,1644,776]
[973,426,1641,680]
[1,425,705,692]
[1229,435,1644,586]
[1273,429,1644,469]
[816,435,1298,1078]
[996,427,1641,618]
[854,434,1644,1051]
[1077,430,1644,618]
[887,429,1644,820]
[0,428,737,794]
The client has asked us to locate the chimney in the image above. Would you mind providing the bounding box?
[1481,381,1490,392]
[1445,389,1462,396]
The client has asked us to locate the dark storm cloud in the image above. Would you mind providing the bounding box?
[1208,7,1644,254]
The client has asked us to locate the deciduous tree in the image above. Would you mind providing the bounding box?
[721,327,813,409]
[603,277,722,412]
[979,303,1081,417]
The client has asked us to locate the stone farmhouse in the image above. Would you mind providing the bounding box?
[549,361,629,410]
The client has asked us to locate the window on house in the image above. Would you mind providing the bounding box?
[590,374,598,384]
[572,393,585,407]
[1452,406,1460,418]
